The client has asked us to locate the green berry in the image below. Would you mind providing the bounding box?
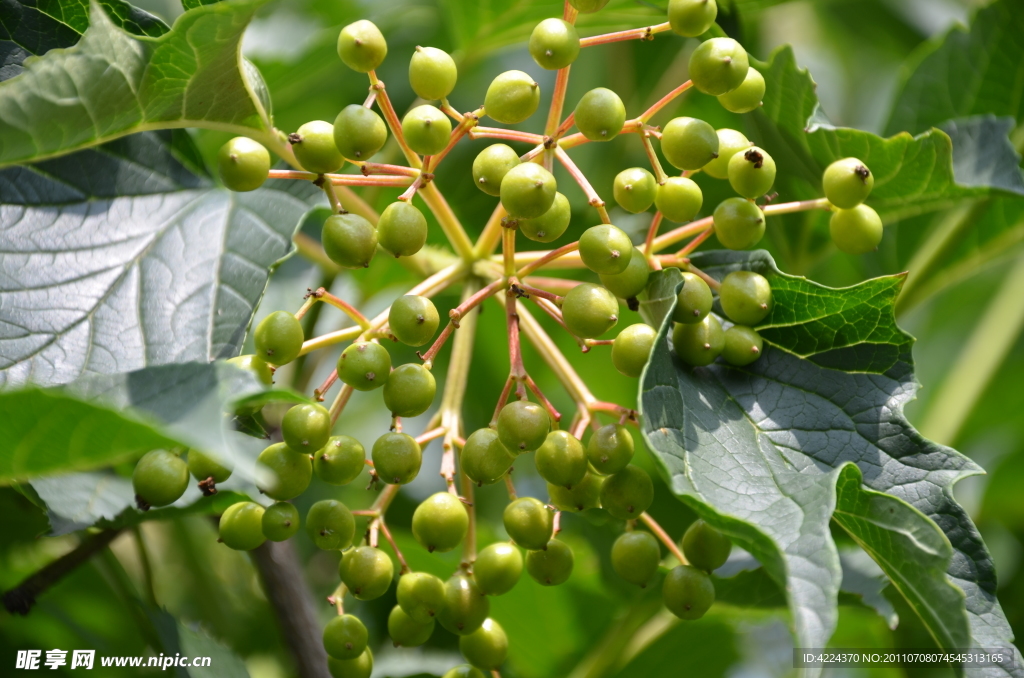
[218,137,270,192]
[668,0,717,37]
[443,667,485,678]
[461,428,515,485]
[823,157,874,209]
[438,574,490,636]
[219,501,266,550]
[412,491,469,553]
[673,271,713,324]
[703,129,752,179]
[561,283,619,338]
[535,431,588,489]
[672,314,724,366]
[339,546,394,600]
[503,497,554,550]
[500,163,557,219]
[378,202,428,258]
[472,144,521,196]
[328,649,372,678]
[402,105,452,156]
[574,88,626,142]
[460,618,508,670]
[547,472,604,512]
[383,363,436,418]
[614,167,657,214]
[388,605,434,647]
[655,177,703,223]
[337,20,387,73]
[830,204,883,255]
[720,270,773,325]
[485,70,541,125]
[599,247,650,300]
[530,18,580,70]
[611,531,661,586]
[389,295,440,347]
[718,67,765,113]
[322,213,378,269]
[314,436,366,486]
[569,0,610,12]
[722,325,763,366]
[661,117,719,171]
[133,450,189,508]
[333,105,387,161]
[397,572,447,623]
[323,614,368,660]
[337,341,392,391]
[587,424,634,475]
[728,147,776,198]
[682,519,732,572]
[526,539,574,586]
[257,442,313,500]
[611,323,657,378]
[518,192,571,243]
[187,449,232,484]
[254,310,304,366]
[713,197,765,250]
[662,564,715,620]
[688,37,749,96]
[497,400,550,453]
[600,464,654,520]
[261,501,300,542]
[282,403,332,453]
[579,224,633,275]
[409,46,457,100]
[306,499,355,551]
[371,432,422,485]
[291,121,344,174]
[474,543,523,596]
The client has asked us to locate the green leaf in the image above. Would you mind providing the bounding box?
[639,254,1021,676]
[0,0,273,167]
[150,607,251,678]
[885,0,1024,136]
[837,545,898,630]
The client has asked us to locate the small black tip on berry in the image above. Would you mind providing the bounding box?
[287,133,302,145]
[855,164,871,181]
[745,149,765,169]
[627,297,640,312]
[135,494,151,511]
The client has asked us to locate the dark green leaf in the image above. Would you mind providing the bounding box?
[150,607,251,678]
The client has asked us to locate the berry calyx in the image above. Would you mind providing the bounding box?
[662,564,715,620]
[371,432,422,485]
[823,157,874,209]
[673,271,713,324]
[579,224,633,275]
[561,283,619,338]
[587,424,635,475]
[397,571,447,622]
[409,46,457,101]
[461,427,515,485]
[496,400,550,453]
[323,614,368,660]
[254,310,304,366]
[614,167,657,214]
[306,499,356,551]
[412,491,469,553]
[314,435,366,486]
[599,464,654,519]
[472,144,521,197]
[661,117,719,171]
[474,543,523,596]
[459,618,508,670]
[668,0,718,37]
[718,67,765,114]
[599,247,651,301]
[257,442,313,500]
[377,202,428,258]
[525,539,574,586]
[337,20,387,73]
[720,270,773,325]
[702,128,753,179]
[547,472,604,512]
[218,137,270,192]
[485,71,541,125]
[291,120,344,174]
[688,37,749,96]
[682,519,732,572]
[219,501,266,550]
[383,363,436,418]
[282,402,332,453]
[713,197,765,250]
[535,430,588,489]
[328,649,372,678]
[340,546,394,600]
[500,163,557,219]
[728,147,776,199]
[722,325,763,366]
[261,501,300,542]
[503,497,554,550]
[438,574,490,636]
[187,449,232,485]
[402,105,452,156]
[518,192,572,243]
[389,295,440,347]
[574,88,626,142]
[322,213,378,269]
[830,204,883,255]
[388,605,435,647]
[672,314,725,366]
[611,531,661,587]
[333,105,387,161]
[133,450,189,508]
[529,19,580,70]
[337,341,392,391]
[655,176,703,223]
[611,323,657,378]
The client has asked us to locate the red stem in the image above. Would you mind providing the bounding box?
[643,211,664,256]
[579,22,672,48]
[639,80,694,123]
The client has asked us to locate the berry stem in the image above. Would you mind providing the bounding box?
[426,109,482,173]
[584,339,615,347]
[418,183,478,262]
[328,583,346,615]
[638,80,694,124]
[415,426,447,446]
[439,99,464,123]
[328,384,355,426]
[676,226,714,257]
[439,281,480,492]
[545,65,573,139]
[512,279,563,304]
[470,127,545,144]
[643,211,665,256]
[552,511,562,537]
[328,174,415,187]
[320,176,346,214]
[491,376,517,426]
[529,296,586,351]
[474,204,510,259]
[523,276,581,294]
[569,408,591,439]
[359,163,421,177]
[553,112,577,140]
[562,0,578,22]
[510,300,596,409]
[588,401,637,425]
[504,475,517,500]
[417,321,456,367]
[554,147,609,223]
[579,22,672,48]
[268,169,318,181]
[683,261,721,291]
[502,224,517,278]
[301,326,363,357]
[448,277,507,328]
[312,288,372,329]
[517,241,581,277]
[503,290,563,423]
[640,132,668,184]
[461,472,476,563]
[367,71,422,168]
[363,90,377,108]
[650,216,714,252]
[377,518,410,574]
[639,512,688,565]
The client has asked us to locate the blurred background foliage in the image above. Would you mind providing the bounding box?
[3,0,1023,676]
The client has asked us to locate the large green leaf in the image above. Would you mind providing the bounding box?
[638,255,1021,676]
[0,0,274,167]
